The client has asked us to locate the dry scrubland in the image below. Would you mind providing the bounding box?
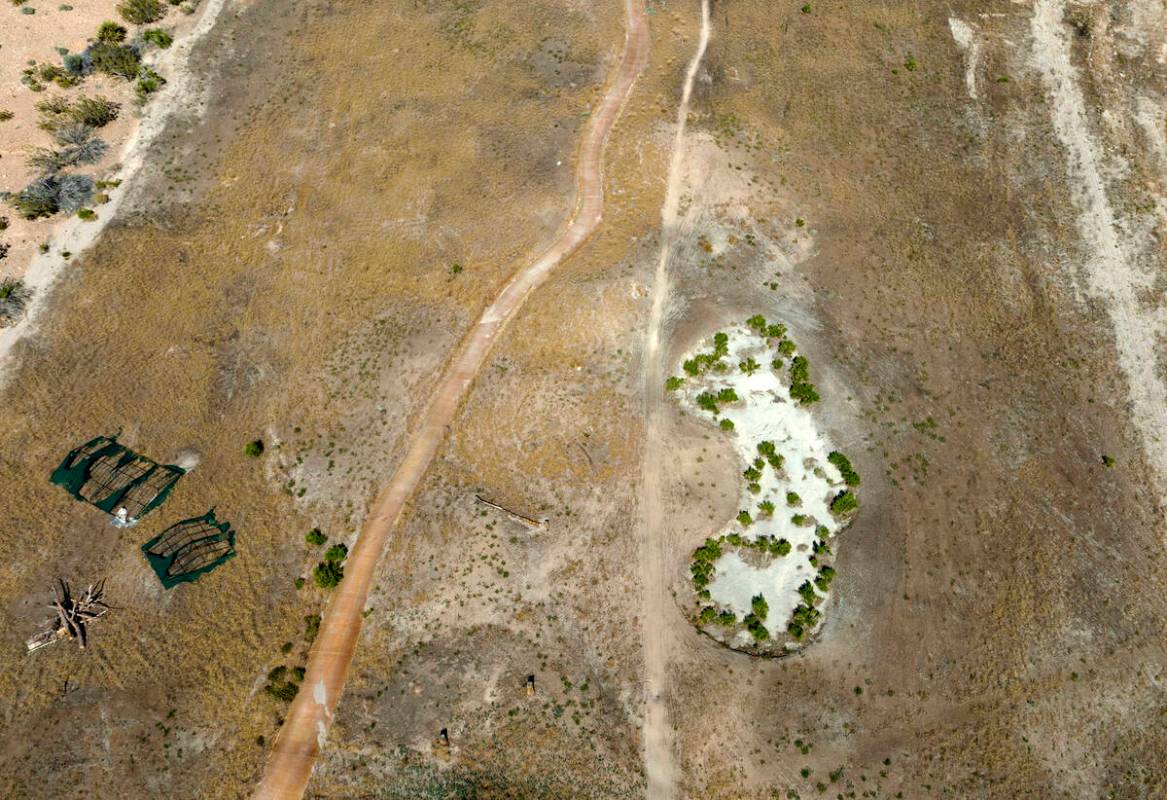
[0,0,1166,799]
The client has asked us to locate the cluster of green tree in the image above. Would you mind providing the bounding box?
[263,664,306,703]
[827,451,860,486]
[690,538,721,591]
[788,355,820,405]
[757,439,784,470]
[313,543,348,589]
[787,603,821,640]
[682,331,731,377]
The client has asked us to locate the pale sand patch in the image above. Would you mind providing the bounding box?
[0,0,231,383]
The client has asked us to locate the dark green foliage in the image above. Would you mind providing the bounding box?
[324,543,348,563]
[772,538,792,557]
[77,207,96,220]
[789,380,820,405]
[142,27,173,48]
[786,491,801,506]
[267,665,287,683]
[791,514,809,526]
[1101,454,1116,468]
[736,510,753,526]
[743,465,762,482]
[264,681,298,702]
[117,0,165,24]
[739,356,760,374]
[304,613,321,641]
[719,418,734,431]
[695,392,718,414]
[97,20,128,43]
[698,606,717,624]
[790,355,810,384]
[305,528,327,546]
[798,581,818,606]
[712,332,729,356]
[814,565,836,593]
[828,450,860,486]
[830,490,859,515]
[692,538,722,563]
[744,613,769,641]
[716,610,736,626]
[765,323,786,340]
[751,593,768,620]
[135,67,165,100]
[778,339,796,357]
[726,532,743,546]
[682,358,700,376]
[665,376,683,391]
[89,43,141,79]
[716,387,738,404]
[757,499,775,516]
[746,314,767,331]
[292,666,306,681]
[244,439,264,458]
[313,559,343,589]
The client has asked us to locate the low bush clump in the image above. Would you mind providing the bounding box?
[97,20,128,43]
[305,528,327,546]
[244,439,264,458]
[827,450,860,486]
[829,490,858,516]
[142,27,173,48]
[89,43,141,79]
[118,0,165,24]
[313,559,343,589]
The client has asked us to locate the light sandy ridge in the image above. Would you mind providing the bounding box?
[1030,2,1167,519]
[638,2,710,798]
[0,0,231,384]
[251,2,651,797]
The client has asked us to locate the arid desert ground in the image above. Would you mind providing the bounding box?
[1,1,1166,799]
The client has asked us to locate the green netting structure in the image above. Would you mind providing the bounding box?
[51,435,184,520]
[142,509,236,589]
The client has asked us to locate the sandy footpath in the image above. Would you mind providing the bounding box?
[0,0,230,380]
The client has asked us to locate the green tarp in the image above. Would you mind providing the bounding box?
[50,434,184,520]
[141,509,236,589]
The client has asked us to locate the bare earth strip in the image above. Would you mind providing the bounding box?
[639,3,710,798]
[1030,1,1167,519]
[252,2,651,797]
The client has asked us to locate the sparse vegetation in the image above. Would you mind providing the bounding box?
[142,28,173,48]
[117,0,165,24]
[97,20,128,43]
[244,439,264,458]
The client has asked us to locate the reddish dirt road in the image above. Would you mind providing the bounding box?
[252,3,650,797]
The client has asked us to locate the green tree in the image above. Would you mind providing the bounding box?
[305,528,327,546]
[830,490,859,515]
[244,439,264,458]
[751,593,769,620]
[313,559,343,589]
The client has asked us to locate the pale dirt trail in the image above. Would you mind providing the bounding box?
[1030,2,1167,522]
[252,3,650,797]
[638,3,710,798]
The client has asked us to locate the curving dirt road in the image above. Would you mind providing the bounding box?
[639,2,710,798]
[252,3,650,797]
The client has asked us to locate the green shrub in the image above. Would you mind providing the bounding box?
[790,381,820,405]
[719,418,734,431]
[665,376,683,391]
[757,440,776,457]
[830,490,858,515]
[778,339,796,357]
[712,331,729,356]
[135,67,165,100]
[751,593,768,620]
[293,577,304,589]
[695,392,719,414]
[1101,454,1116,468]
[739,357,760,375]
[726,532,743,546]
[90,43,141,79]
[786,491,801,506]
[142,27,173,48]
[746,314,767,331]
[313,559,343,589]
[744,613,769,641]
[305,528,327,546]
[76,207,96,221]
[828,451,860,486]
[97,20,127,42]
[698,606,717,624]
[11,177,60,219]
[736,510,753,526]
[692,538,721,562]
[791,514,809,526]
[264,681,298,702]
[304,614,321,641]
[716,610,736,626]
[324,543,348,563]
[716,387,738,404]
[118,0,165,23]
[757,500,775,516]
[244,439,264,458]
[743,465,761,481]
[773,538,791,556]
[292,666,306,681]
[682,358,700,376]
[765,323,786,339]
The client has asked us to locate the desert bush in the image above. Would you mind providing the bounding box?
[142,28,173,48]
[716,387,738,404]
[135,67,165,100]
[786,491,801,506]
[56,175,95,212]
[766,323,786,339]
[736,510,753,526]
[304,613,321,641]
[324,543,348,563]
[698,606,717,624]
[739,356,760,375]
[305,528,327,546]
[757,499,775,516]
[692,538,721,563]
[682,358,700,376]
[264,681,297,702]
[89,43,141,79]
[716,610,736,626]
[827,450,860,486]
[830,490,858,516]
[751,593,769,620]
[76,208,96,221]
[0,110,12,122]
[743,465,761,482]
[313,559,343,589]
[97,20,128,43]
[118,0,165,24]
[719,418,734,431]
[665,376,683,391]
[778,339,796,357]
[70,96,120,127]
[744,613,769,641]
[771,538,792,557]
[746,314,767,331]
[790,381,820,405]
[26,148,67,173]
[62,52,92,76]
[244,439,264,457]
[726,532,743,546]
[0,278,32,326]
[695,392,718,414]
[11,176,61,219]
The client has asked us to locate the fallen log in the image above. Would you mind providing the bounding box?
[473,495,545,529]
